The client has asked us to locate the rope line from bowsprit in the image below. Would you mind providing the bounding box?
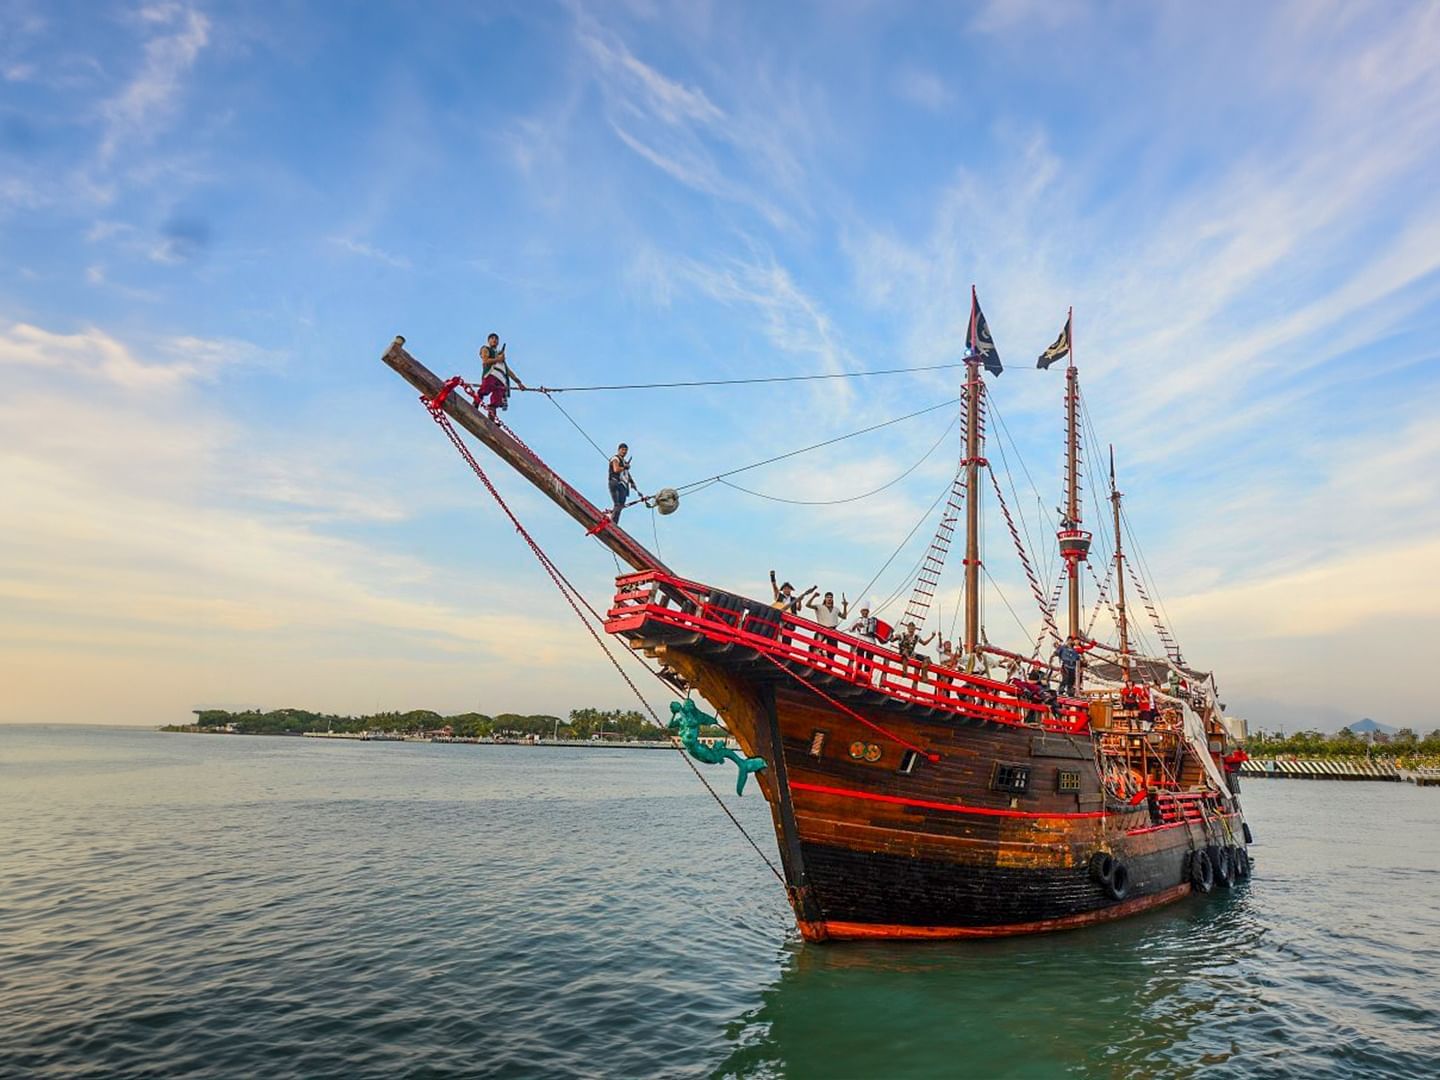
[418,391,785,884]
[526,360,974,393]
[757,653,940,763]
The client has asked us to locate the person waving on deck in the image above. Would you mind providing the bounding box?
[768,571,816,615]
[805,590,848,661]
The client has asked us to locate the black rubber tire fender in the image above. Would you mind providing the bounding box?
[1234,846,1251,880]
[1242,822,1254,845]
[1089,851,1116,887]
[1105,861,1130,902]
[1190,848,1214,893]
[1213,844,1235,888]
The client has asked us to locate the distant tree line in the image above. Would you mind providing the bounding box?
[1245,726,1440,763]
[172,706,679,740]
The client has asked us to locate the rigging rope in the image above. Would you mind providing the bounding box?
[853,472,958,615]
[714,412,959,505]
[543,391,609,459]
[1085,559,1117,640]
[673,397,959,494]
[1121,505,1183,659]
[981,565,1034,649]
[759,653,939,763]
[528,360,973,393]
[987,397,1056,597]
[987,465,1061,648]
[421,397,784,883]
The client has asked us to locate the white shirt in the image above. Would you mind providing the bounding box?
[809,599,841,629]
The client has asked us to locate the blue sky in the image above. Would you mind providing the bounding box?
[3,0,1439,731]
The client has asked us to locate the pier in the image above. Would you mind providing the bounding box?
[1241,758,1440,785]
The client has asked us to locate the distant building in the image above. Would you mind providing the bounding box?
[1220,715,1248,742]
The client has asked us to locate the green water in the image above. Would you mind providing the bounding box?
[2,725,1436,1078]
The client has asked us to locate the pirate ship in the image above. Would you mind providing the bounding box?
[382,296,1252,941]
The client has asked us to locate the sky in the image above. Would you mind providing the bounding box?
[2,0,1439,732]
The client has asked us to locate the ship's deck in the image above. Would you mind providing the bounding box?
[605,570,1091,734]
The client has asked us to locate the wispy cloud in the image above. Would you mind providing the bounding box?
[572,13,811,229]
[329,235,412,269]
[0,322,259,389]
[98,3,210,164]
[0,319,615,724]
[893,67,952,111]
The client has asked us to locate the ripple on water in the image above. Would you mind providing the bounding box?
[2,727,1438,1079]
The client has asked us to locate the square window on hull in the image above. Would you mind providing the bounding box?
[993,764,1031,794]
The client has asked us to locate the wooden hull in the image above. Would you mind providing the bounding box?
[627,618,1249,942]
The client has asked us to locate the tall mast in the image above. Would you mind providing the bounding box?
[1065,363,1080,637]
[962,351,984,660]
[1056,308,1092,651]
[1109,445,1130,680]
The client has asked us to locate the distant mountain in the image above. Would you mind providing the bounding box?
[1347,718,1396,735]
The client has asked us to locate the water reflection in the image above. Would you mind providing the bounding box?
[716,888,1283,1079]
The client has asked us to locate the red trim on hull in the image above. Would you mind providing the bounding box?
[797,882,1195,941]
[790,780,1109,821]
[1126,811,1240,837]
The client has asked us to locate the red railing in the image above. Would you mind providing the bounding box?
[605,570,1091,735]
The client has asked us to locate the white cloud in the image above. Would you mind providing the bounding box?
[571,14,812,229]
[0,322,258,389]
[893,67,952,111]
[0,319,629,725]
[329,236,412,269]
[970,0,1082,35]
[98,3,210,163]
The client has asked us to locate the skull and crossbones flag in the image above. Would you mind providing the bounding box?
[966,286,1002,375]
[1037,312,1071,370]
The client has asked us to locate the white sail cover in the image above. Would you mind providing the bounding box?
[1181,696,1231,797]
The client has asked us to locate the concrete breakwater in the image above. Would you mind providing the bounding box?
[1241,758,1440,785]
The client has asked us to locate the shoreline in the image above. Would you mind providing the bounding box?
[159,727,678,750]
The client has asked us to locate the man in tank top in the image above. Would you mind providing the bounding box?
[609,444,634,523]
[478,333,526,419]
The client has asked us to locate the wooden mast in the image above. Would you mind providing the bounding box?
[1055,307,1092,676]
[1109,445,1130,680]
[380,336,670,575]
[962,350,984,662]
[1064,359,1081,639]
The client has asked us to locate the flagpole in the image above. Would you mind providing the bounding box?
[963,285,983,667]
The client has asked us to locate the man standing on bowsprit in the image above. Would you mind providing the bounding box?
[608,443,635,524]
[478,333,526,420]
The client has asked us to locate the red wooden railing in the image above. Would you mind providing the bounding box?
[605,570,1091,735]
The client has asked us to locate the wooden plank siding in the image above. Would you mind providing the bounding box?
[647,633,1245,939]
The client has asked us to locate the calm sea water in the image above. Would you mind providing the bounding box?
[2,726,1437,1079]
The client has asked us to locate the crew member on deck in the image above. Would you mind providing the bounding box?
[847,600,879,685]
[608,444,635,523]
[478,333,526,420]
[805,590,848,662]
[1053,635,1093,696]
[769,572,816,614]
[848,602,878,642]
[896,622,936,657]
